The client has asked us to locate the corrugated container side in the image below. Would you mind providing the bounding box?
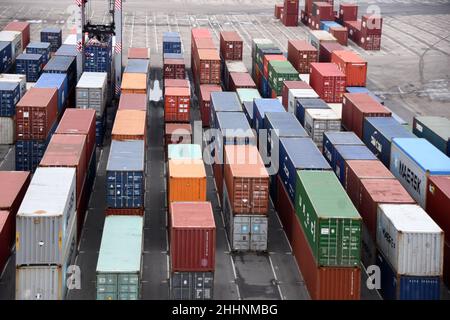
[168,160,207,203]
[426,176,450,244]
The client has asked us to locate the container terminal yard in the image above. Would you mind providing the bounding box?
[0,0,449,302]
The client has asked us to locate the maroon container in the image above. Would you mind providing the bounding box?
[338,3,358,23]
[164,58,186,80]
[282,14,299,27]
[312,2,334,21]
[4,21,30,48]
[300,10,309,26]
[170,202,216,272]
[275,4,284,19]
[284,0,299,14]
[309,16,321,30]
[16,88,58,141]
[345,20,362,44]
[199,85,222,127]
[118,93,148,112]
[319,42,345,62]
[191,28,212,50]
[0,211,12,273]
[310,62,346,103]
[444,241,450,289]
[305,0,332,14]
[194,49,221,85]
[342,93,391,138]
[164,87,191,123]
[426,176,450,243]
[275,175,297,243]
[287,40,318,74]
[128,48,150,60]
[220,31,243,61]
[359,34,382,51]
[361,14,383,35]
[330,26,348,46]
[165,79,190,90]
[229,73,256,92]
[281,80,312,110]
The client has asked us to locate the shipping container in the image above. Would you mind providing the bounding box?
[0,31,22,61]
[4,21,30,48]
[165,123,192,149]
[170,202,216,272]
[106,140,145,209]
[338,3,358,23]
[279,137,331,202]
[118,93,147,111]
[243,101,254,125]
[310,62,346,103]
[40,27,62,52]
[253,98,285,133]
[252,39,273,64]
[331,50,367,87]
[361,14,383,35]
[164,53,183,61]
[168,160,207,203]
[199,85,222,127]
[308,30,337,51]
[319,42,345,63]
[304,108,341,149]
[363,117,415,168]
[229,73,256,92]
[295,98,330,126]
[35,73,69,114]
[16,167,76,266]
[0,74,26,98]
[223,60,247,90]
[16,87,58,140]
[16,53,43,82]
[164,86,190,123]
[96,112,106,147]
[329,26,348,46]
[236,88,261,106]
[345,20,362,44]
[163,58,186,80]
[76,72,108,117]
[165,79,190,90]
[168,144,202,161]
[346,86,384,105]
[286,88,319,114]
[0,41,12,73]
[268,60,299,96]
[96,216,143,300]
[263,54,287,79]
[194,49,221,85]
[43,55,76,91]
[84,36,112,78]
[163,32,181,54]
[413,116,450,157]
[170,272,214,300]
[112,110,147,141]
[426,176,450,243]
[220,31,243,61]
[0,81,20,117]
[287,40,318,74]
[376,250,440,300]
[0,211,12,273]
[281,81,312,111]
[342,93,391,138]
[322,131,364,166]
[256,47,283,73]
[274,4,283,19]
[390,138,450,207]
[333,145,377,185]
[54,45,79,82]
[210,92,242,129]
[121,73,148,94]
[0,117,15,144]
[125,59,150,74]
[26,42,51,64]
[377,204,444,276]
[128,47,150,60]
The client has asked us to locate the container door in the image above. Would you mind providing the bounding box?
[339,218,361,266]
[232,215,251,251]
[318,219,339,266]
[250,216,268,251]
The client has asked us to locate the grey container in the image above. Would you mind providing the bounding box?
[124,59,150,74]
[16,167,77,266]
[304,108,341,149]
[76,72,108,118]
[170,272,214,300]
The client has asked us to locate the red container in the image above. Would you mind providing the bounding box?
[164,58,186,80]
[229,73,256,92]
[345,21,362,44]
[426,176,450,242]
[330,26,348,46]
[0,211,12,273]
[165,79,190,90]
[16,88,58,141]
[194,49,221,85]
[165,87,191,123]
[281,80,312,110]
[275,175,297,242]
[282,14,299,27]
[193,37,216,52]
[4,21,30,48]
[319,42,345,62]
[300,10,310,26]
[213,162,224,206]
[310,62,346,103]
[338,3,358,23]
[56,109,96,164]
[345,160,394,208]
[199,85,222,127]
[275,4,284,19]
[263,54,286,78]
[331,50,367,87]
[361,14,383,35]
[165,123,192,147]
[191,28,212,49]
[170,202,216,272]
[305,0,333,14]
[118,93,148,112]
[359,179,416,239]
[309,16,321,30]
[342,93,391,138]
[220,31,243,61]
[287,40,318,74]
[312,2,334,21]
[284,0,299,14]
[128,48,150,60]
[359,34,382,51]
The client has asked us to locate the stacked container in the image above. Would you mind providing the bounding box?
[220,31,243,61]
[26,42,50,66]
[413,116,450,157]
[282,0,299,26]
[331,50,368,87]
[199,85,222,127]
[0,31,22,63]
[165,123,192,156]
[287,40,318,74]
[0,74,26,98]
[4,21,30,48]
[15,53,43,82]
[84,36,113,81]
[308,30,337,51]
[0,41,13,73]
[223,61,247,91]
[268,60,299,97]
[360,14,383,51]
[304,108,341,149]
[35,73,69,115]
[0,81,20,145]
[310,62,346,103]
[282,81,318,113]
[40,27,62,53]
[191,29,220,92]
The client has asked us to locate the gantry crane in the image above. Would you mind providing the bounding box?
[75,0,122,99]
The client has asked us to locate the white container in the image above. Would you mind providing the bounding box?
[327,103,343,119]
[376,204,444,276]
[287,88,319,113]
[299,73,310,83]
[225,61,247,73]
[0,117,15,144]
[304,108,341,149]
[308,30,337,50]
[16,167,77,266]
[76,72,108,117]
[0,73,27,97]
[0,31,22,61]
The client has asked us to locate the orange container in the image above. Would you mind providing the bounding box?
[331,50,367,87]
[111,110,147,141]
[121,73,148,94]
[168,159,207,203]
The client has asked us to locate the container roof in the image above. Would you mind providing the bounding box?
[107,140,145,171]
[224,145,269,178]
[170,202,215,228]
[0,172,30,209]
[169,159,206,178]
[379,204,443,233]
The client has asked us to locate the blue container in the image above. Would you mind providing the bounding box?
[26,42,51,64]
[0,41,12,73]
[253,98,285,133]
[376,250,440,300]
[295,98,330,126]
[279,137,332,202]
[0,81,20,117]
[41,27,62,52]
[320,21,343,32]
[333,145,377,184]
[210,92,242,129]
[16,53,43,82]
[124,59,150,74]
[163,53,183,60]
[84,36,112,78]
[34,73,69,114]
[106,140,145,209]
[257,47,282,72]
[43,55,77,93]
[54,44,78,82]
[322,131,364,166]
[346,87,384,105]
[243,101,254,125]
[96,113,106,147]
[261,75,271,98]
[363,117,415,168]
[163,32,182,54]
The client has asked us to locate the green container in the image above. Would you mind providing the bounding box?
[168,144,203,160]
[413,116,450,157]
[268,60,299,96]
[96,216,143,300]
[294,170,361,267]
[236,88,261,105]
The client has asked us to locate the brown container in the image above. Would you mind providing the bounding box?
[345,160,395,208]
[164,58,186,80]
[426,176,450,243]
[16,88,58,141]
[223,145,269,215]
[0,211,12,273]
[361,14,383,36]
[105,208,144,216]
[168,160,207,203]
[56,109,96,163]
[165,79,190,91]
[345,20,362,44]
[220,31,243,61]
[213,162,224,206]
[128,47,150,60]
[4,21,30,48]
[229,73,257,92]
[330,26,348,46]
[118,93,148,112]
[319,42,345,63]
[194,49,221,85]
[342,93,391,138]
[121,73,148,94]
[359,34,381,51]
[275,175,296,243]
[287,40,318,74]
[199,85,222,127]
[338,3,358,23]
[164,87,191,123]
[275,4,284,19]
[300,10,310,26]
[312,2,334,20]
[282,14,299,27]
[284,0,300,13]
[310,63,346,103]
[282,80,312,110]
[291,196,361,300]
[359,179,416,239]
[111,110,147,141]
[331,50,368,87]
[170,202,216,272]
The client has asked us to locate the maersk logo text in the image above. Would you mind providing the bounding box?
[398,161,421,194]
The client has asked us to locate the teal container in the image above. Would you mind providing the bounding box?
[168,144,203,160]
[96,216,143,300]
[236,88,261,105]
[413,116,450,157]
